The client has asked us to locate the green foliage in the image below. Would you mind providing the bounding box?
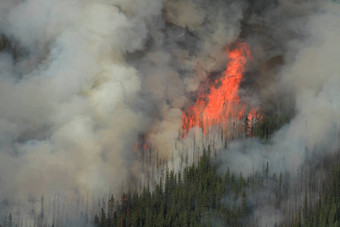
[290,163,340,226]
[253,114,290,140]
[94,150,254,226]
[93,149,340,227]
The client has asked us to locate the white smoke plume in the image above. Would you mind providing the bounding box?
[216,1,340,225]
[219,0,340,175]
[0,0,339,225]
[0,0,165,220]
[0,0,248,223]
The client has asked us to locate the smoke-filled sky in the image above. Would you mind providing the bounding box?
[0,0,339,220]
[219,1,340,174]
[0,0,244,203]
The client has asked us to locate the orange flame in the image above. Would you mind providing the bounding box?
[134,135,149,152]
[182,42,254,136]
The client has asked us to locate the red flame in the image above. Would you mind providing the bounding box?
[135,42,258,152]
[182,42,254,136]
[134,135,149,152]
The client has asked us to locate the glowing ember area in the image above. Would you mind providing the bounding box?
[182,42,254,135]
[134,134,149,151]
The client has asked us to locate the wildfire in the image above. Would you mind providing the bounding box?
[182,42,255,136]
[134,134,149,151]
[135,42,258,152]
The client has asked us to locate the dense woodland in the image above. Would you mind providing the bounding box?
[251,114,291,140]
[0,0,339,226]
[290,164,340,227]
[92,148,340,227]
[1,115,339,227]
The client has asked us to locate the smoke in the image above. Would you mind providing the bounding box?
[0,0,339,225]
[216,1,340,225]
[0,0,249,222]
[219,0,340,174]
[0,0,164,219]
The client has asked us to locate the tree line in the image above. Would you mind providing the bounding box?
[92,147,339,227]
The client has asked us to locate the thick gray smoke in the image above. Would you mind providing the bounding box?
[0,0,339,225]
[217,1,340,225]
[0,0,247,222]
[0,0,165,220]
[220,0,340,177]
[0,0,162,198]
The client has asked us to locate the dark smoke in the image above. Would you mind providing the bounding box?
[0,0,339,225]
